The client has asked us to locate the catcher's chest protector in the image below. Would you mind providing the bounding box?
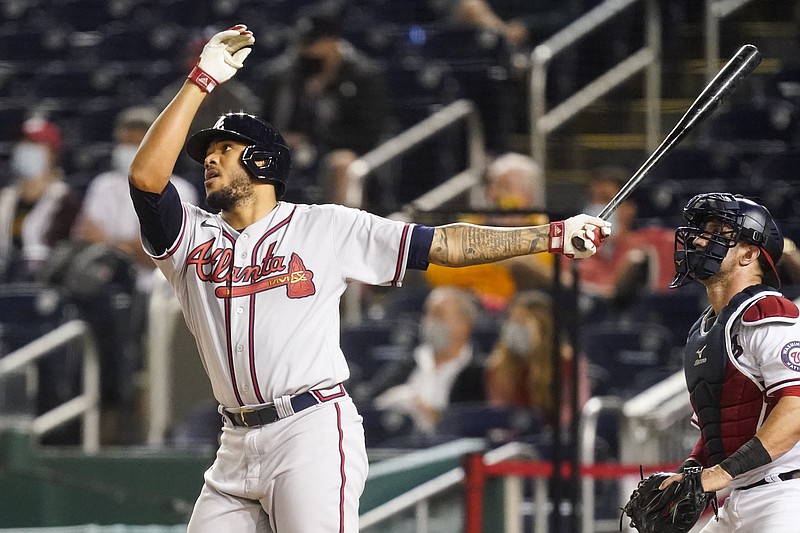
[684,285,770,465]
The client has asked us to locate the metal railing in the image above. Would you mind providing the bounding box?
[0,320,100,453]
[578,372,692,532]
[360,441,540,532]
[705,0,757,81]
[529,0,662,170]
[344,98,486,212]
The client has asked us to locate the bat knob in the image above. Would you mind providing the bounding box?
[571,235,587,252]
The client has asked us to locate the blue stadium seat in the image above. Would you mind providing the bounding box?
[434,402,544,442]
[624,285,707,349]
[0,283,75,347]
[703,103,798,152]
[385,58,458,127]
[580,321,676,398]
[94,22,183,62]
[748,149,800,222]
[75,97,124,142]
[0,21,72,63]
[0,105,26,142]
[340,320,414,389]
[169,400,222,449]
[343,25,403,61]
[50,0,117,32]
[359,404,415,447]
[364,0,442,25]
[381,286,430,321]
[33,62,119,100]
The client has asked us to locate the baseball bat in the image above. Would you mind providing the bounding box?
[572,43,762,251]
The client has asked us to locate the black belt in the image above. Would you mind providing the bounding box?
[223,391,320,427]
[739,469,800,491]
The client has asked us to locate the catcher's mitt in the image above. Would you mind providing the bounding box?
[620,466,718,533]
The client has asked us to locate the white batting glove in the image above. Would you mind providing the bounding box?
[188,24,255,93]
[548,214,612,259]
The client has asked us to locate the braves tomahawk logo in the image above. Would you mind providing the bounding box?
[186,240,316,299]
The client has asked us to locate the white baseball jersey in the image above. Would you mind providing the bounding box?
[688,289,800,490]
[141,198,414,409]
[720,297,800,490]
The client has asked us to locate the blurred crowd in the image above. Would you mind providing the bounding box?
[1,0,799,450]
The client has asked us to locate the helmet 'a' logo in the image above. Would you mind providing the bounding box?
[213,116,227,129]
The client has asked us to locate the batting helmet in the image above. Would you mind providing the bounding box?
[671,192,783,288]
[186,113,292,198]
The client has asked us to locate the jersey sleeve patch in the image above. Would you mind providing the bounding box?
[780,341,800,373]
[742,295,800,325]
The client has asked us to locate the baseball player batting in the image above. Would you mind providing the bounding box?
[654,193,800,532]
[128,25,610,532]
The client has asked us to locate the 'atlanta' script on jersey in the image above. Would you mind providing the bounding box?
[185,239,316,298]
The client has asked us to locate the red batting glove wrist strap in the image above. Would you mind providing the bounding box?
[188,66,219,93]
[548,221,564,254]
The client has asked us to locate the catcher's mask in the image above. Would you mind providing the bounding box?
[670,192,783,289]
[186,113,292,199]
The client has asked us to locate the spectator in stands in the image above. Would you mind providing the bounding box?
[371,286,486,434]
[424,153,552,312]
[156,28,261,183]
[257,4,391,206]
[0,116,80,282]
[67,105,199,444]
[483,151,546,213]
[72,105,198,290]
[572,165,675,306]
[484,290,589,427]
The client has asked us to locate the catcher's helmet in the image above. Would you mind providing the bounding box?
[186,113,292,199]
[670,192,783,288]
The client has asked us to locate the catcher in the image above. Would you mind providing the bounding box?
[622,193,800,532]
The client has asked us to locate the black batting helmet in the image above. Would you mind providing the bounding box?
[671,192,783,288]
[186,113,292,198]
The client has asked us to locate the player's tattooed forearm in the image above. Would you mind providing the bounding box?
[430,224,549,266]
[527,226,549,254]
[461,226,520,261]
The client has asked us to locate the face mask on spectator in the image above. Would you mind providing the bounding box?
[11,142,48,180]
[495,193,527,210]
[112,144,139,175]
[420,318,451,353]
[501,322,536,358]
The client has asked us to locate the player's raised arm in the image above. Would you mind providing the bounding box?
[129,25,255,193]
[428,214,611,266]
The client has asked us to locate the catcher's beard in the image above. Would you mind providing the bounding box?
[206,166,256,211]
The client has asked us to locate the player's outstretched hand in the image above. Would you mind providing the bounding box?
[548,214,611,259]
[189,24,255,93]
